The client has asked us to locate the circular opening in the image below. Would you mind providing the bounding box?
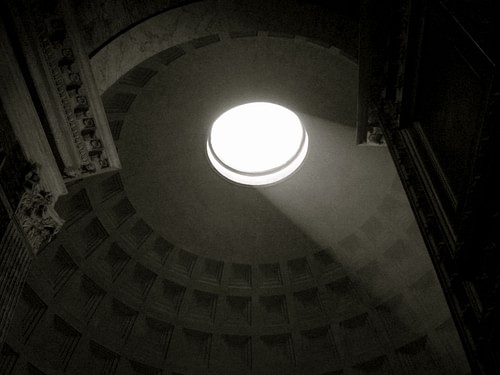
[207,102,308,186]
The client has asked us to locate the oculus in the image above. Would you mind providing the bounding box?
[207,102,308,186]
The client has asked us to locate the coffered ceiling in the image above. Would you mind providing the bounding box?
[2,1,471,374]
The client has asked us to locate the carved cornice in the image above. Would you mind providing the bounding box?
[7,0,120,181]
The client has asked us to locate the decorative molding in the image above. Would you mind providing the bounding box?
[313,248,341,275]
[197,258,223,285]
[88,340,120,375]
[118,67,157,88]
[58,188,91,226]
[14,163,64,253]
[153,279,185,315]
[107,299,138,343]
[259,263,282,287]
[221,334,252,369]
[0,221,33,341]
[80,275,106,322]
[141,317,173,359]
[102,93,137,113]
[182,328,212,367]
[260,333,296,367]
[51,245,78,295]
[124,263,157,301]
[0,344,18,375]
[98,173,123,202]
[101,242,131,282]
[108,120,124,141]
[48,315,82,371]
[326,276,364,319]
[122,219,152,249]
[225,296,251,325]
[352,355,393,374]
[129,360,162,375]
[260,295,289,325]
[294,288,325,321]
[188,290,218,323]
[191,34,220,49]
[228,263,252,288]
[80,217,108,258]
[288,257,313,283]
[0,16,67,201]
[300,326,338,365]
[141,237,172,266]
[106,198,135,228]
[169,249,197,278]
[17,284,47,343]
[156,46,186,66]
[339,313,381,358]
[7,0,120,181]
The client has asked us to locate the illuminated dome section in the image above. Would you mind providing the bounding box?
[207,102,309,186]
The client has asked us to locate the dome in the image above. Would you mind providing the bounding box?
[3,1,470,375]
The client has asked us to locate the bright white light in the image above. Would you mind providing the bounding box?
[207,102,308,186]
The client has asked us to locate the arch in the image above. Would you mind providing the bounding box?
[89,0,358,93]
